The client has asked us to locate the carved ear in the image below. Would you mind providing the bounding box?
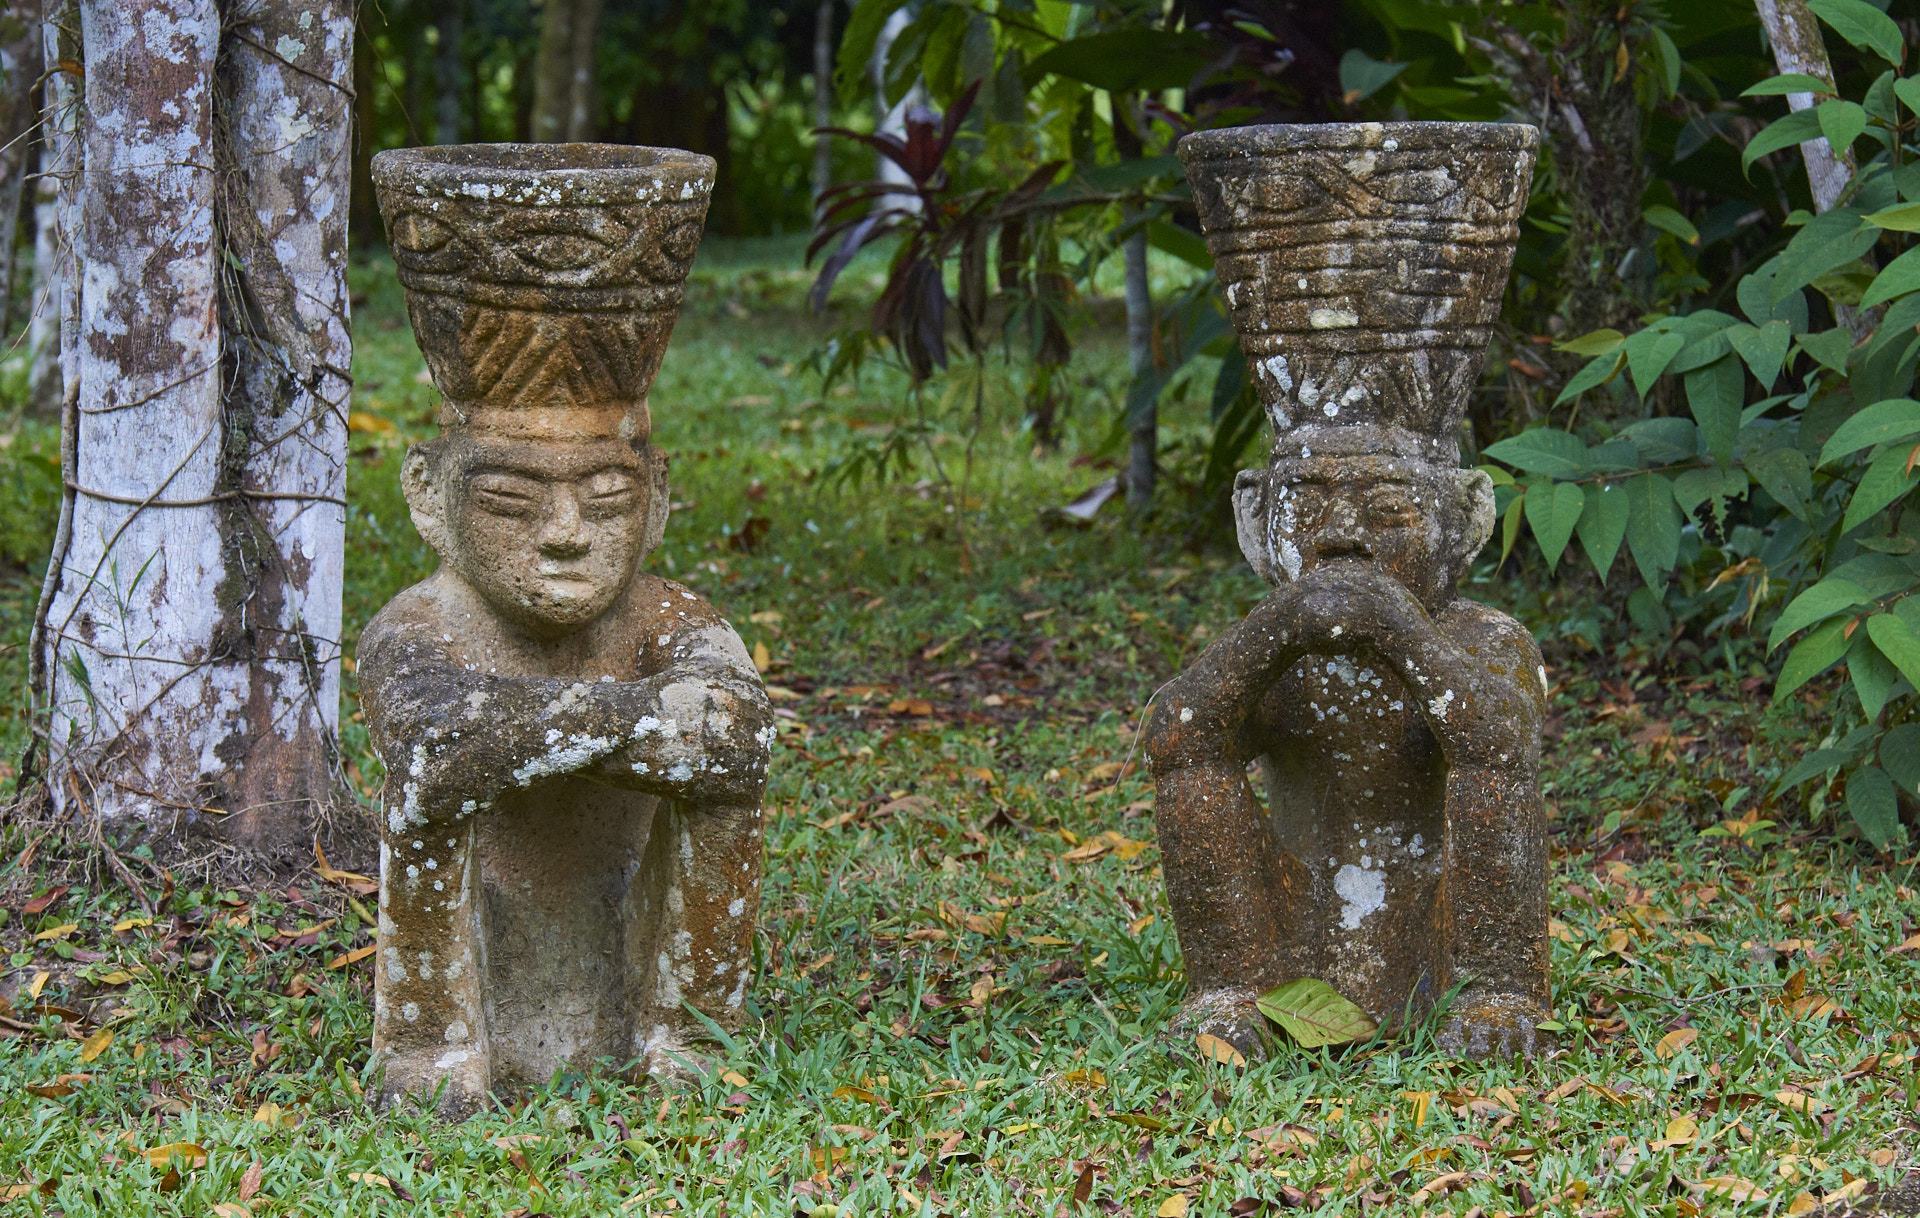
[1453,467,1497,568]
[641,445,671,555]
[400,443,454,559]
[1232,468,1279,584]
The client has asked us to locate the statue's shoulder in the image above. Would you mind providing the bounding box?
[629,572,736,632]
[359,574,466,667]
[1439,597,1546,691]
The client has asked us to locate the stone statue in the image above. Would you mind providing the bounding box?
[359,144,773,1117]
[1145,123,1551,1058]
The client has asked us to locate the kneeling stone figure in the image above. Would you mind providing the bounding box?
[360,144,772,1117]
[1146,123,1552,1058]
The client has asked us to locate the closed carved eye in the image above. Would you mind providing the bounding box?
[514,231,612,272]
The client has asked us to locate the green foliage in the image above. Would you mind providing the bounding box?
[1480,4,1920,853]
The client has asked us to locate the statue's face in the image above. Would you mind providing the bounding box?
[1252,455,1461,609]
[442,438,654,634]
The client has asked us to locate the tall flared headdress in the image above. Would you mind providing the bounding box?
[1177,122,1538,466]
[372,143,715,444]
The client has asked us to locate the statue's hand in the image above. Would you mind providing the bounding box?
[1283,561,1428,658]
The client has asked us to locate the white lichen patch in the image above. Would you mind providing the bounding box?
[1427,690,1455,721]
[1334,862,1387,930]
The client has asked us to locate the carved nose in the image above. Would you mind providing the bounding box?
[1315,502,1372,560]
[536,490,590,558]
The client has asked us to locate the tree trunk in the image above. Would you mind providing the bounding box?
[32,0,357,872]
[1753,0,1872,342]
[28,1,75,417]
[0,10,41,334]
[564,0,601,141]
[870,7,921,214]
[1123,224,1155,510]
[530,0,574,143]
[27,137,61,412]
[812,0,833,207]
[432,0,463,145]
[1754,0,1852,212]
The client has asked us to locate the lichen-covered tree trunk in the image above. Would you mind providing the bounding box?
[0,7,41,333]
[32,0,355,871]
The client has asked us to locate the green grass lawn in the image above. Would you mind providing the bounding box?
[0,241,1915,1216]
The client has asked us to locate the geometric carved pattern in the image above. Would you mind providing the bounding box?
[373,143,715,440]
[1179,123,1538,457]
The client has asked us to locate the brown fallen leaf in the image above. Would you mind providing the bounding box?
[1654,1027,1698,1059]
[238,1159,263,1202]
[326,944,376,970]
[1195,1033,1247,1069]
[22,886,70,916]
[1071,1163,1095,1205]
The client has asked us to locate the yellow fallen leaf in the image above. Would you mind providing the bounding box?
[96,971,135,986]
[490,1135,545,1150]
[113,917,153,933]
[752,641,772,672]
[1655,1027,1698,1059]
[1401,1090,1436,1127]
[1127,913,1156,935]
[252,1102,297,1128]
[1673,930,1716,946]
[1063,1069,1106,1089]
[1025,934,1071,946]
[347,1172,392,1188]
[211,1204,252,1218]
[720,1070,749,1088]
[32,923,78,942]
[1157,1194,1189,1217]
[1788,1192,1820,1215]
[1195,1033,1246,1069]
[1822,1180,1870,1206]
[1548,918,1575,943]
[1893,931,1920,953]
[1772,1091,1830,1115]
[27,971,49,1000]
[80,1028,112,1063]
[1000,1122,1038,1135]
[326,944,376,970]
[831,1085,885,1107]
[963,912,1007,936]
[1663,1115,1699,1143]
[346,411,393,434]
[1697,1176,1769,1202]
[144,1142,209,1170]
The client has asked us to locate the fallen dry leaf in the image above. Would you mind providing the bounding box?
[1654,1027,1698,1059]
[31,923,78,943]
[326,944,376,970]
[79,1028,112,1063]
[1772,1091,1830,1116]
[238,1159,263,1201]
[144,1143,209,1171]
[1157,1194,1189,1217]
[1195,1033,1247,1069]
[1696,1176,1769,1202]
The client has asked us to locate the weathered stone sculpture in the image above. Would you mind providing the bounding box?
[360,144,773,1116]
[1145,123,1550,1057]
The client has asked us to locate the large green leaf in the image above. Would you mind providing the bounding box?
[1859,245,1920,308]
[1742,108,1825,172]
[1817,98,1869,156]
[1773,208,1877,302]
[1672,467,1748,530]
[1808,0,1905,66]
[1879,722,1920,796]
[1745,446,1815,521]
[1554,350,1627,405]
[1843,443,1920,533]
[1846,765,1905,852]
[1338,49,1408,101]
[1525,480,1585,573]
[1741,73,1840,97]
[1629,330,1687,398]
[1481,428,1590,478]
[1255,978,1378,1049]
[836,0,911,104]
[1729,320,1794,389]
[1577,481,1631,582]
[1796,327,1855,374]
[1865,611,1920,690]
[1848,630,1900,720]
[1769,578,1874,650]
[1623,472,1679,588]
[1620,417,1699,463]
[1818,398,1920,466]
[1774,618,1850,698]
[1556,328,1626,357]
[1685,354,1744,467]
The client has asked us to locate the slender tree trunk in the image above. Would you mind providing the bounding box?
[870,7,920,213]
[27,136,61,411]
[811,0,833,207]
[0,10,41,333]
[32,0,356,870]
[1123,224,1154,509]
[1754,0,1872,342]
[432,0,463,145]
[530,0,575,143]
[1754,0,1852,211]
[564,0,601,141]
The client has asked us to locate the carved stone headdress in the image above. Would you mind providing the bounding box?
[372,143,715,445]
[1178,123,1539,467]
